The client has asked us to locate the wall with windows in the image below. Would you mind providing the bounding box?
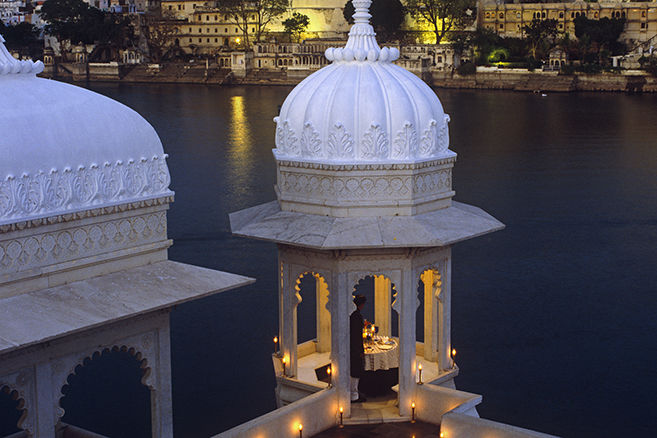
[480,2,657,46]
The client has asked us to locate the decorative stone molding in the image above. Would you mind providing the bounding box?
[0,195,173,234]
[276,156,455,217]
[51,330,160,424]
[0,156,173,226]
[275,117,451,163]
[0,210,167,274]
[0,367,35,435]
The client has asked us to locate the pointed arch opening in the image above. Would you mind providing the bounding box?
[351,274,399,399]
[0,385,25,437]
[59,347,152,437]
[295,271,331,353]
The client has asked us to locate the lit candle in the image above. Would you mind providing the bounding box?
[298,423,303,438]
[326,365,332,388]
[274,336,278,356]
[418,363,423,385]
[339,406,344,428]
[411,402,416,423]
[282,357,286,375]
[451,349,457,369]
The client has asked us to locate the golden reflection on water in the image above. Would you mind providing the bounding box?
[227,95,255,186]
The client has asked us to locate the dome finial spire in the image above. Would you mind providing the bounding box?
[325,0,399,63]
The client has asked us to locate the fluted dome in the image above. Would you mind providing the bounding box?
[274,0,452,164]
[0,36,172,225]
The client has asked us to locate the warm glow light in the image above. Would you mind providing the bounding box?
[339,406,343,413]
[235,37,241,43]
[274,336,278,343]
[299,424,303,431]
[440,434,444,438]
[418,363,422,371]
[282,357,286,363]
[326,367,331,375]
[412,402,415,409]
[452,349,457,357]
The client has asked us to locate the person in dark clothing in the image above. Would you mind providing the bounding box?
[350,294,370,402]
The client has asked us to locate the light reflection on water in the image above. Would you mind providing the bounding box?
[68,83,657,438]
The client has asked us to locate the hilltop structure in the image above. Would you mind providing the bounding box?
[0,34,252,437]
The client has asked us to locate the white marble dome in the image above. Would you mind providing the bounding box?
[274,0,452,164]
[0,36,172,226]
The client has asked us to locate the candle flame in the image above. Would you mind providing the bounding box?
[339,406,343,413]
[299,424,303,431]
[418,363,422,371]
[274,336,278,343]
[326,367,331,375]
[452,349,457,357]
[412,402,415,409]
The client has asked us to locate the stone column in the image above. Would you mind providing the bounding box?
[396,267,416,417]
[422,269,441,362]
[316,275,331,353]
[34,364,55,438]
[151,321,174,438]
[438,255,452,371]
[279,253,299,377]
[330,269,351,417]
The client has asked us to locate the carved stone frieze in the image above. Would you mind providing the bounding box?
[0,195,173,234]
[275,117,451,163]
[277,166,452,205]
[0,211,168,274]
[0,156,173,226]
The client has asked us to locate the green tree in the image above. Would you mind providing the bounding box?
[522,18,558,59]
[282,12,309,43]
[405,0,476,44]
[0,22,41,60]
[574,16,625,56]
[556,32,578,62]
[218,0,289,50]
[343,0,405,33]
[40,0,132,53]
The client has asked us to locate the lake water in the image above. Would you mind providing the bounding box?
[20,83,657,438]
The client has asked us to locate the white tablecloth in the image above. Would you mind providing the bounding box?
[363,339,399,371]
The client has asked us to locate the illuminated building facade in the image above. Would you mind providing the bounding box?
[480,1,657,47]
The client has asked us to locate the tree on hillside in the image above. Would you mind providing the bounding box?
[343,0,405,33]
[522,18,558,59]
[405,0,476,44]
[218,0,288,50]
[283,12,309,43]
[41,0,132,57]
[142,10,180,63]
[574,16,625,56]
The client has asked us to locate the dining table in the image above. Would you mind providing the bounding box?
[363,338,399,372]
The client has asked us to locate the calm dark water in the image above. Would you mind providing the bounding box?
[26,84,657,438]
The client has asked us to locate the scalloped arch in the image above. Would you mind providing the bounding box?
[0,384,29,433]
[54,341,156,423]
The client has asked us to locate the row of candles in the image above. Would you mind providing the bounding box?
[276,335,457,383]
[293,400,424,436]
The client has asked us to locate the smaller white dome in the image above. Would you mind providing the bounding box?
[0,36,172,225]
[274,0,452,164]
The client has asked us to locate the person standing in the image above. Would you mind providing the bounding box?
[350,294,369,403]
